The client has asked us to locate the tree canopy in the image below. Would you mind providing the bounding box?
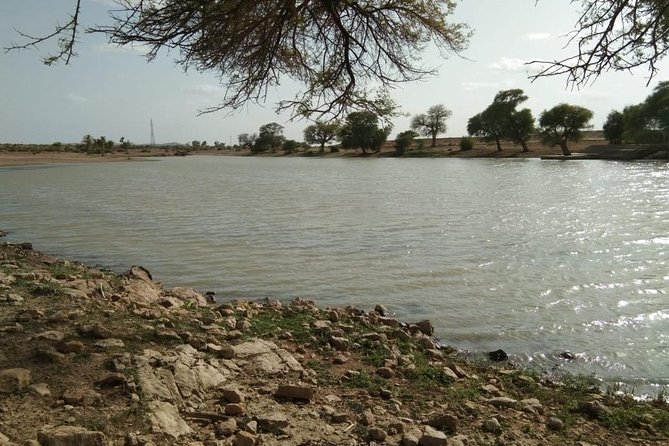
[6,0,469,120]
[410,105,452,147]
[339,111,391,154]
[304,121,341,152]
[538,104,593,156]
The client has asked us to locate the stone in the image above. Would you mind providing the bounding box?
[246,420,257,434]
[376,367,395,379]
[234,431,256,446]
[94,338,125,349]
[149,401,193,439]
[275,384,314,401]
[225,404,244,416]
[0,368,31,393]
[418,426,448,446]
[482,417,502,434]
[369,427,388,441]
[222,388,245,403]
[402,431,420,446]
[56,341,84,354]
[428,412,458,434]
[62,388,102,406]
[488,349,508,361]
[447,435,468,446]
[414,320,434,336]
[547,417,564,431]
[442,367,459,382]
[34,347,65,362]
[37,425,106,446]
[445,363,468,379]
[374,304,389,316]
[215,418,237,437]
[578,400,611,419]
[360,410,375,426]
[257,412,289,432]
[34,331,65,341]
[78,323,112,339]
[487,397,518,409]
[7,294,24,303]
[29,383,51,397]
[333,354,348,364]
[520,398,544,415]
[97,373,127,387]
[233,339,303,374]
[328,336,349,350]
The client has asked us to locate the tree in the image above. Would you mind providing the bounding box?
[304,122,340,152]
[8,1,469,119]
[467,105,507,151]
[538,104,593,156]
[491,89,534,152]
[254,122,285,153]
[529,1,669,86]
[640,80,669,144]
[339,111,391,155]
[394,130,419,156]
[237,133,257,150]
[603,111,625,144]
[410,105,452,147]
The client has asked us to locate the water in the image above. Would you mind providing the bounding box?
[1,156,668,393]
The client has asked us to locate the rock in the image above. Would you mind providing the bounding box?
[360,410,375,426]
[520,398,544,415]
[488,349,508,361]
[428,412,458,433]
[333,354,348,364]
[78,323,112,339]
[222,388,245,403]
[578,400,611,419]
[29,383,51,397]
[445,363,468,379]
[312,320,331,330]
[487,397,518,409]
[275,384,313,401]
[376,367,395,379]
[215,418,237,437]
[97,373,127,387]
[129,265,152,281]
[94,338,125,349]
[233,339,303,374]
[374,304,389,316]
[418,426,448,446]
[547,417,564,431]
[225,404,244,416]
[7,294,24,303]
[37,425,106,446]
[234,431,256,446]
[246,420,257,434]
[0,368,31,393]
[482,417,502,434]
[149,401,193,439]
[413,320,434,336]
[62,388,102,406]
[328,336,349,350]
[209,343,235,359]
[559,351,576,360]
[418,336,438,350]
[402,431,420,446]
[369,427,388,441]
[165,287,208,307]
[447,435,468,446]
[257,412,289,432]
[33,347,65,363]
[442,367,459,382]
[56,341,84,354]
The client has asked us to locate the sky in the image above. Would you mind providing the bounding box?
[1,0,668,145]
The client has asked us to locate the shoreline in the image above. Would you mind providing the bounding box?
[1,238,668,445]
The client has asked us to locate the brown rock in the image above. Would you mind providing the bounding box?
[222,388,245,403]
[37,425,106,446]
[419,426,448,446]
[328,336,348,350]
[35,330,65,342]
[361,410,375,426]
[225,404,245,416]
[62,388,102,406]
[257,412,289,432]
[275,384,314,401]
[215,418,237,437]
[333,354,348,364]
[414,320,434,336]
[0,368,31,393]
[374,304,389,316]
[369,427,388,441]
[97,373,127,387]
[428,412,458,434]
[376,367,395,379]
[547,417,564,431]
[56,341,84,354]
[234,431,256,446]
[29,383,51,397]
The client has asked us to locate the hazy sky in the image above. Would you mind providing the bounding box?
[2,0,668,145]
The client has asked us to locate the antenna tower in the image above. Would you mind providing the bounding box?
[150,119,156,146]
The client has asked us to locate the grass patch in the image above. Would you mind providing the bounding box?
[343,371,386,395]
[28,281,65,298]
[47,262,90,280]
[245,308,327,346]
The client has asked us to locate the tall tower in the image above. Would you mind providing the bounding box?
[150,119,156,146]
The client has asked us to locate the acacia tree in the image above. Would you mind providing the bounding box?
[538,104,593,156]
[339,111,391,155]
[254,122,285,153]
[6,0,469,119]
[467,105,507,151]
[410,104,452,147]
[603,110,625,144]
[304,121,340,152]
[491,89,534,152]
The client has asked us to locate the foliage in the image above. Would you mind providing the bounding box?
[339,111,391,154]
[538,103,593,156]
[282,139,300,154]
[603,110,625,144]
[459,136,474,151]
[529,1,669,86]
[394,130,418,156]
[467,105,507,151]
[237,133,258,150]
[410,104,452,147]
[253,122,285,153]
[304,121,340,152]
[11,0,470,119]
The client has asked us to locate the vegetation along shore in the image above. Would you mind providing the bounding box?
[1,238,668,445]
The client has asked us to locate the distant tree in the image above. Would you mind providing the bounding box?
[492,89,534,152]
[120,137,131,155]
[467,105,506,151]
[82,134,93,152]
[640,81,669,144]
[410,104,452,147]
[339,111,391,155]
[191,140,201,149]
[238,133,258,150]
[394,130,418,156]
[304,121,340,152]
[538,104,593,156]
[201,140,208,147]
[282,139,300,154]
[254,122,285,153]
[603,110,625,144]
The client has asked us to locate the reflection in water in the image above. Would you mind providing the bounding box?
[1,157,668,392]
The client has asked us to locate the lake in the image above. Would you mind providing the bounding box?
[1,156,668,393]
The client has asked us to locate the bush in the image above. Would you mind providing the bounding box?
[459,137,474,151]
[394,130,418,156]
[282,139,300,154]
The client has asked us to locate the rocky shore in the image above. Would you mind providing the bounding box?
[0,241,668,446]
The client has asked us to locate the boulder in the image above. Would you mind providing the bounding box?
[257,412,289,432]
[418,426,448,446]
[275,384,314,401]
[148,401,193,439]
[234,431,256,446]
[428,412,458,433]
[488,349,508,361]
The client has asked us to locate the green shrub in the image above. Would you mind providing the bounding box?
[459,137,474,151]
